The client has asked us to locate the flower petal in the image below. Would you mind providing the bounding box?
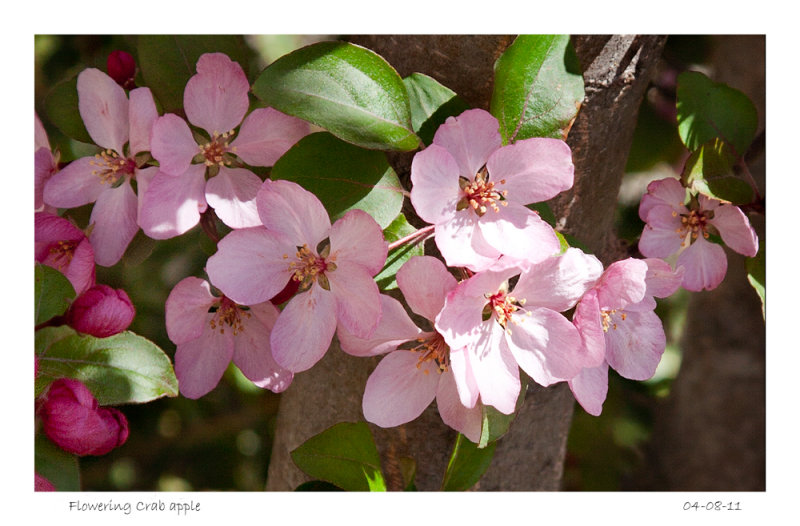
[329,209,387,275]
[486,137,574,204]
[476,201,560,264]
[709,203,758,257]
[128,87,158,156]
[436,369,483,443]
[149,114,198,176]
[337,295,422,357]
[88,180,139,266]
[174,321,234,399]
[165,277,218,345]
[643,258,684,299]
[256,179,331,247]
[568,362,609,416]
[362,350,439,428]
[43,157,105,208]
[434,213,501,272]
[676,235,727,291]
[448,346,480,409]
[270,286,337,372]
[572,289,608,368]
[327,263,382,339]
[432,109,502,177]
[409,144,461,224]
[396,255,458,321]
[469,323,520,414]
[595,258,648,310]
[513,248,603,312]
[35,213,96,295]
[604,309,666,380]
[229,107,310,167]
[232,302,294,393]
[638,177,687,222]
[184,53,250,135]
[205,166,263,229]
[138,164,208,239]
[77,68,129,154]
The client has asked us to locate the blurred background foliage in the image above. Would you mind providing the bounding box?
[35,34,708,491]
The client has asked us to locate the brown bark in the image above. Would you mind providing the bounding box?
[266,35,667,491]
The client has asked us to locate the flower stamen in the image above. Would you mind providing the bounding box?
[411,333,450,374]
[89,149,135,185]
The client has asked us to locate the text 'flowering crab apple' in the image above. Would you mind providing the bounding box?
[206,179,388,373]
[410,108,574,272]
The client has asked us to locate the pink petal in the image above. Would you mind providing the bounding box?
[174,321,234,399]
[35,212,96,295]
[643,258,684,299]
[572,290,608,368]
[184,53,250,136]
[232,302,294,393]
[432,109,502,177]
[150,114,199,176]
[256,179,331,247]
[43,157,105,208]
[362,350,440,428]
[638,219,686,259]
[329,209,387,275]
[469,323,521,414]
[604,309,666,380]
[35,148,56,211]
[568,362,609,416]
[676,236,727,291]
[505,307,585,385]
[638,177,687,222]
[128,87,158,156]
[409,144,461,224]
[513,248,603,312]
[396,255,457,321]
[270,286,337,372]
[327,263,382,339]
[138,164,208,239]
[230,107,310,167]
[35,112,50,151]
[88,180,139,266]
[595,258,648,310]
[476,201,560,264]
[337,295,422,357]
[436,369,483,443]
[434,213,501,272]
[206,227,295,305]
[205,167,263,229]
[486,137,574,204]
[77,68,129,154]
[165,277,218,345]
[134,166,158,221]
[448,346,480,409]
[709,204,758,257]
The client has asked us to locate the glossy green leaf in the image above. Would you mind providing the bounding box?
[676,71,758,155]
[746,240,765,319]
[35,263,76,325]
[35,326,179,405]
[290,422,386,491]
[374,214,426,291]
[478,374,528,448]
[403,73,470,145]
[137,35,252,113]
[271,132,404,228]
[35,434,80,491]
[44,76,92,144]
[253,41,421,151]
[681,138,754,204]
[491,35,584,143]
[441,433,497,491]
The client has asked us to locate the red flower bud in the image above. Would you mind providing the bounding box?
[107,50,137,89]
[66,284,135,338]
[269,277,300,306]
[38,378,129,456]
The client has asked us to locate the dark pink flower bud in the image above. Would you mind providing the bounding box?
[38,378,129,456]
[35,472,56,491]
[107,50,137,89]
[66,284,135,338]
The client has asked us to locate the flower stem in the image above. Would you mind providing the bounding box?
[387,224,434,251]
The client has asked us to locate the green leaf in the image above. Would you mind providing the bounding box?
[681,138,754,204]
[271,132,405,228]
[137,35,252,114]
[290,422,386,491]
[35,263,76,325]
[374,214,426,291]
[478,374,528,448]
[44,75,92,144]
[35,434,81,491]
[253,41,421,151]
[491,35,584,143]
[441,433,497,491]
[746,240,765,319]
[403,73,470,145]
[676,71,758,155]
[35,326,179,405]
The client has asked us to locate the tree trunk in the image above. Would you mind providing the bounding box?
[266,34,667,491]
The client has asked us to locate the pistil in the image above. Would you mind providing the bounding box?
[89,149,135,185]
[457,166,508,217]
[411,333,450,374]
[200,130,237,167]
[209,297,250,336]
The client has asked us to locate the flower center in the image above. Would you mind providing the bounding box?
[675,208,712,246]
[457,166,508,217]
[47,240,78,270]
[285,244,337,292]
[484,290,527,335]
[89,149,136,185]
[600,309,627,332]
[209,297,250,336]
[411,332,450,374]
[200,130,236,167]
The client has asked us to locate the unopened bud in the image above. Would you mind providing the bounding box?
[66,284,135,338]
[107,50,137,89]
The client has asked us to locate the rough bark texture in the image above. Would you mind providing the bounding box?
[632,35,766,491]
[266,35,667,491]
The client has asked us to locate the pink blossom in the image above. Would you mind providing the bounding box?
[435,249,599,414]
[569,258,683,415]
[35,113,58,214]
[141,53,309,238]
[37,378,128,456]
[35,212,96,295]
[66,284,135,338]
[410,109,573,271]
[638,177,758,291]
[206,179,387,373]
[42,68,159,266]
[35,473,56,492]
[338,256,483,442]
[165,277,293,399]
